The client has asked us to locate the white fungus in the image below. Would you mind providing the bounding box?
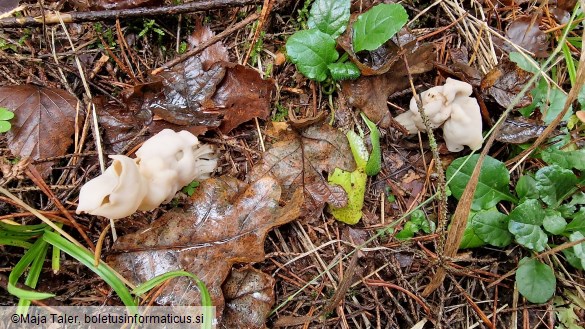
[394,78,483,152]
[76,129,218,219]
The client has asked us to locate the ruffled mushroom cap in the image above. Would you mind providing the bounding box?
[76,155,147,220]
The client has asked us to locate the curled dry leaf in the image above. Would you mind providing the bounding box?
[0,85,81,177]
[222,265,275,329]
[504,16,548,57]
[340,43,434,127]
[108,176,302,314]
[481,60,533,109]
[249,124,355,218]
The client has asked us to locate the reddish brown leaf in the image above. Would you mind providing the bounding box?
[211,63,275,133]
[340,43,434,127]
[0,85,81,177]
[222,265,275,329]
[481,60,533,109]
[505,16,549,57]
[249,124,355,217]
[108,176,303,313]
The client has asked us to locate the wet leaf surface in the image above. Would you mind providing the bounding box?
[496,117,551,144]
[0,85,80,177]
[340,42,434,127]
[89,0,162,10]
[222,265,275,329]
[0,0,19,15]
[505,16,549,57]
[481,60,533,109]
[108,176,303,313]
[249,124,355,218]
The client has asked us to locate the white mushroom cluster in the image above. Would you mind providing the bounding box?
[395,78,483,152]
[76,129,218,220]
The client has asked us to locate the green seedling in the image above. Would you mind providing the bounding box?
[447,149,585,303]
[0,107,14,133]
[395,209,435,240]
[285,0,407,82]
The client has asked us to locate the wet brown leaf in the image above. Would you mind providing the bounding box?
[249,124,355,218]
[210,63,275,134]
[222,265,275,329]
[505,16,549,57]
[0,0,19,15]
[496,117,553,144]
[108,176,302,313]
[481,60,533,109]
[0,85,81,177]
[340,43,434,127]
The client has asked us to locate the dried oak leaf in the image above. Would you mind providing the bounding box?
[505,16,549,57]
[340,43,434,127]
[496,117,555,144]
[249,124,354,218]
[108,176,302,315]
[0,85,81,177]
[481,60,533,109]
[222,265,275,329]
[210,63,275,134]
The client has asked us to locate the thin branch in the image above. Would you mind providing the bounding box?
[0,0,260,28]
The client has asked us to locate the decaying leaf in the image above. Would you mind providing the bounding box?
[0,85,81,177]
[96,25,274,152]
[89,0,162,10]
[481,60,533,109]
[505,16,549,57]
[0,0,19,15]
[340,43,434,127]
[108,176,302,314]
[249,124,355,217]
[496,117,556,144]
[210,63,275,133]
[222,265,275,329]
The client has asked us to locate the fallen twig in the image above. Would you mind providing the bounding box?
[0,0,260,28]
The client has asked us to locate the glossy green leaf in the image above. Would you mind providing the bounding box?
[508,199,548,252]
[543,209,567,235]
[541,148,585,171]
[535,165,578,207]
[516,257,556,303]
[361,112,381,176]
[8,238,55,301]
[472,208,512,248]
[460,220,486,249]
[328,167,367,224]
[395,221,418,240]
[447,154,516,211]
[133,270,211,307]
[346,130,369,169]
[286,29,339,81]
[566,210,585,235]
[307,0,350,38]
[516,175,539,202]
[352,3,408,52]
[328,62,361,80]
[569,231,585,269]
[0,121,10,133]
[0,107,14,120]
[563,248,584,270]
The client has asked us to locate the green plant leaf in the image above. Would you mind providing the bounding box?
[460,220,486,249]
[541,148,585,171]
[508,199,548,252]
[42,231,137,309]
[328,62,361,80]
[543,209,567,235]
[346,130,369,169]
[535,165,578,207]
[360,112,381,176]
[516,257,556,303]
[8,238,55,301]
[472,208,512,248]
[542,88,572,124]
[352,3,408,52]
[0,107,14,120]
[516,175,539,202]
[0,121,11,133]
[181,181,200,196]
[286,29,339,81]
[569,231,585,269]
[307,0,350,38]
[509,52,540,73]
[328,167,367,224]
[133,270,211,307]
[447,154,517,211]
[395,221,418,240]
[566,210,585,235]
[563,248,584,270]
